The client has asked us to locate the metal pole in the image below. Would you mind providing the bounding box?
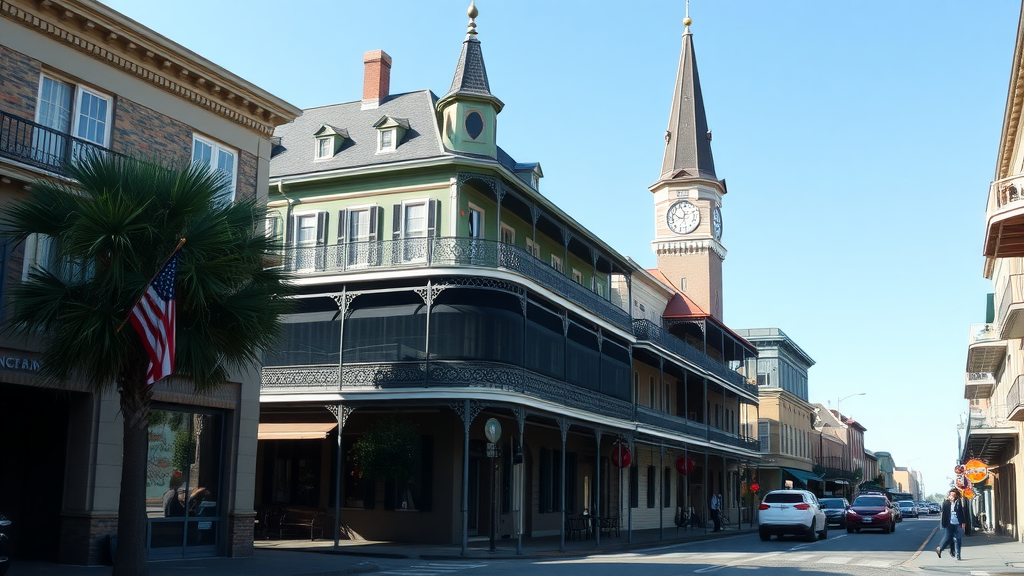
[595,431,602,545]
[490,448,497,552]
[560,422,567,552]
[462,400,470,556]
[334,405,343,546]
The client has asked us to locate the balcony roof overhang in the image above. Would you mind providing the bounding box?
[985,212,1024,258]
[966,340,1007,374]
[963,427,1016,466]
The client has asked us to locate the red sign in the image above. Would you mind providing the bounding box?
[750,483,760,493]
[964,459,989,484]
[676,456,695,476]
[611,445,631,468]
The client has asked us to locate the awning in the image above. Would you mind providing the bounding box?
[782,467,824,486]
[258,422,337,440]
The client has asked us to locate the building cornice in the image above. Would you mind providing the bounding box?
[1,0,301,136]
[652,237,727,260]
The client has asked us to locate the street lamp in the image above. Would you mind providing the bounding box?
[835,392,866,494]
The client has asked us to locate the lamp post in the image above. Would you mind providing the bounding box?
[836,393,865,497]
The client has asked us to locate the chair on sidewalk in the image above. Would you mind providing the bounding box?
[598,516,620,538]
[565,516,587,541]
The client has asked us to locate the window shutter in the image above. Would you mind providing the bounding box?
[427,199,439,237]
[316,211,329,245]
[393,204,402,240]
[368,206,382,242]
[337,209,347,243]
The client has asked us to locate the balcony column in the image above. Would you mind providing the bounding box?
[563,228,572,275]
[659,358,664,413]
[332,288,355,389]
[594,428,602,545]
[496,184,504,239]
[703,377,708,431]
[328,404,353,546]
[597,328,604,398]
[562,312,569,383]
[703,451,709,534]
[627,435,634,543]
[515,408,526,555]
[530,205,539,249]
[659,444,664,541]
[559,417,569,552]
[591,250,598,295]
[453,400,484,556]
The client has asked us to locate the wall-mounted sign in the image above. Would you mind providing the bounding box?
[964,459,989,483]
[0,353,40,372]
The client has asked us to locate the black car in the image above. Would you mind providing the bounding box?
[818,497,850,528]
[0,511,10,576]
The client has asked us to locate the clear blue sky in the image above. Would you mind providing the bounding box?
[104,0,1020,496]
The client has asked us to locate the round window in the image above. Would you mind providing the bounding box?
[466,111,484,140]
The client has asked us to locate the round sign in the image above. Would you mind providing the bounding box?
[611,445,631,468]
[675,456,695,476]
[964,459,989,484]
[750,483,760,493]
[955,475,972,491]
[484,418,502,443]
[954,464,966,475]
[963,487,976,499]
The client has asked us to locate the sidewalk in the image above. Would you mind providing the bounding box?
[8,523,754,575]
[910,528,1024,573]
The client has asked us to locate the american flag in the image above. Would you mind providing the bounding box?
[129,251,179,386]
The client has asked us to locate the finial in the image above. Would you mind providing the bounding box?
[683,0,692,33]
[466,0,478,39]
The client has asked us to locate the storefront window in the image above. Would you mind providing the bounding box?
[146,408,223,557]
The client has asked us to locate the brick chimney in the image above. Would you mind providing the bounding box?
[362,50,392,109]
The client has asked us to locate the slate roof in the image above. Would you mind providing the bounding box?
[661,26,718,182]
[439,36,503,112]
[270,90,447,179]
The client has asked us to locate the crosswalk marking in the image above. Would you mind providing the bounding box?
[854,560,890,568]
[815,556,853,564]
[379,563,488,576]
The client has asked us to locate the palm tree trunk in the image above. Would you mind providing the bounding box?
[113,377,152,576]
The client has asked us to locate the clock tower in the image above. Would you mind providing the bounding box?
[650,13,727,321]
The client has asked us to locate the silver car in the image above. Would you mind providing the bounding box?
[758,489,828,541]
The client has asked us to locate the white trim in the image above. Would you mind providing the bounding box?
[571,268,583,285]
[467,202,484,239]
[72,84,113,147]
[314,136,334,161]
[192,133,238,201]
[550,254,563,273]
[377,127,397,154]
[500,222,515,245]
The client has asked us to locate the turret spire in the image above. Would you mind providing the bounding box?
[438,0,504,112]
[661,8,717,181]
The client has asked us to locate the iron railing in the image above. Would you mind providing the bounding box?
[262,360,635,421]
[631,318,756,396]
[0,110,119,176]
[283,237,631,330]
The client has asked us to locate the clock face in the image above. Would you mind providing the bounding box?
[666,200,700,234]
[712,207,723,240]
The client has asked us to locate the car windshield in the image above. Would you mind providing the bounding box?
[819,498,844,508]
[899,501,914,507]
[853,496,887,507]
[764,493,804,504]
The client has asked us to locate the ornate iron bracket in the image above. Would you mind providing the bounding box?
[451,400,485,430]
[325,404,354,429]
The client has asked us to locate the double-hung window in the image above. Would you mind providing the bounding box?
[34,74,112,168]
[402,201,427,262]
[550,254,563,273]
[525,237,541,259]
[192,134,237,202]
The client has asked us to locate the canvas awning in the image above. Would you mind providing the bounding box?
[258,422,337,440]
[782,467,824,486]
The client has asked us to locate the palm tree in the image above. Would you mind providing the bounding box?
[2,154,293,576]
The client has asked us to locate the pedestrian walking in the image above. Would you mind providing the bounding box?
[936,488,966,560]
[710,492,722,532]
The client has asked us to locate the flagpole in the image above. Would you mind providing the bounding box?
[116,237,186,333]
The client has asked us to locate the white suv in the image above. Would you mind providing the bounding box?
[758,489,827,541]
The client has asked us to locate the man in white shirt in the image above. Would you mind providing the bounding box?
[710,493,722,531]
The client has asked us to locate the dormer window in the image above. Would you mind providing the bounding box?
[514,162,544,190]
[313,124,349,161]
[373,115,410,154]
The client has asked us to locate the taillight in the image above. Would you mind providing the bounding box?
[794,503,810,510]
[758,503,770,510]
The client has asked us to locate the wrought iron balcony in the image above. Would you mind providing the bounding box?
[985,173,1024,258]
[965,371,996,400]
[631,318,757,397]
[0,111,118,177]
[997,274,1024,339]
[1007,375,1024,422]
[283,237,631,330]
[262,360,635,421]
[966,323,1005,375]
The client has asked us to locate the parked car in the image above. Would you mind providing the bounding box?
[0,511,10,576]
[928,502,941,514]
[898,500,919,518]
[818,497,850,528]
[846,493,896,533]
[890,499,903,523]
[757,489,828,542]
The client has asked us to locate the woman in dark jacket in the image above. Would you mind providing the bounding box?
[936,488,966,560]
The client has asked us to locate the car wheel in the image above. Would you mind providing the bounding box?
[891,520,896,532]
[759,527,771,541]
[819,521,828,540]
[804,519,817,542]
[847,526,855,533]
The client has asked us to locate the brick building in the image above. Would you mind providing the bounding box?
[0,0,299,565]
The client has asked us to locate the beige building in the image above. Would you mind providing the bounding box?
[0,0,299,565]
[754,387,819,492]
[964,0,1024,541]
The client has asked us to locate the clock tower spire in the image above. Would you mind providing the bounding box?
[650,10,727,320]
